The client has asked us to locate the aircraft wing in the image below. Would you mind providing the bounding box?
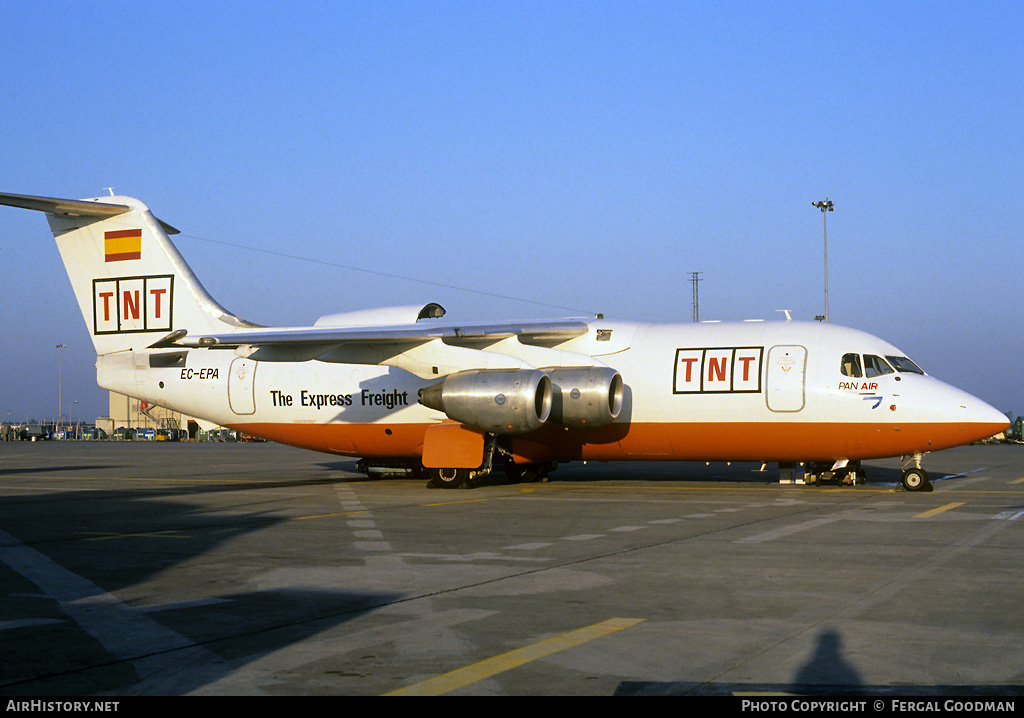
[181,318,590,347]
[174,318,596,377]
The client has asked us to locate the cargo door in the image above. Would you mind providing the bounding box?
[228,357,256,415]
[766,345,806,412]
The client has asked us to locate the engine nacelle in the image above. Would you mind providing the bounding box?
[419,369,552,434]
[546,366,624,429]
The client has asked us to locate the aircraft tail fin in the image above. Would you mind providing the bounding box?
[0,192,255,355]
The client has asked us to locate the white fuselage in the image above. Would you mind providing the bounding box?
[98,319,1006,464]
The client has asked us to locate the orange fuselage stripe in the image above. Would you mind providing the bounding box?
[228,420,1005,463]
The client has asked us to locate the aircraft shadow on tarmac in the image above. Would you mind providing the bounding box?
[0,487,403,695]
[317,458,913,488]
[0,464,118,477]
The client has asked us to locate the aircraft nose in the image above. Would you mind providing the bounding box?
[964,394,1010,442]
[911,379,1010,451]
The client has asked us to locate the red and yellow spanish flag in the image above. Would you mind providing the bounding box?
[104,229,142,262]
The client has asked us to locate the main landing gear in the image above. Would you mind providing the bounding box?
[900,453,933,492]
[426,436,556,489]
[427,467,477,489]
[504,462,555,485]
[426,460,556,489]
[796,460,866,486]
[358,437,556,489]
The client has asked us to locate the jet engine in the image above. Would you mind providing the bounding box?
[419,369,552,434]
[546,366,624,428]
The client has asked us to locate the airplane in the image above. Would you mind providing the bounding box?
[0,191,1009,492]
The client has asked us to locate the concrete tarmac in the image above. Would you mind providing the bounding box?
[1,440,1022,696]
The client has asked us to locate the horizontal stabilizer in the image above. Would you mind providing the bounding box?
[0,191,179,234]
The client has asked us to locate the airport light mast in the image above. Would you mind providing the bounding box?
[690,271,702,322]
[812,198,834,322]
[56,343,65,435]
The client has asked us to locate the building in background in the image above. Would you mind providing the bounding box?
[98,392,200,440]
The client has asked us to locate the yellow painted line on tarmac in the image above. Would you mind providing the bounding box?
[4,475,313,486]
[384,617,645,696]
[734,692,799,696]
[542,483,892,495]
[85,476,264,483]
[915,502,965,519]
[422,497,490,507]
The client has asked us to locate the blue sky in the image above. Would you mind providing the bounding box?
[2,1,1021,423]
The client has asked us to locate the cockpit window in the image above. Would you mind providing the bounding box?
[863,354,894,378]
[886,355,925,374]
[840,353,862,378]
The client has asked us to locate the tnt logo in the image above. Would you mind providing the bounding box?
[93,275,174,334]
[673,346,764,394]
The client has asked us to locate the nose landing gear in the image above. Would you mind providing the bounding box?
[900,453,933,492]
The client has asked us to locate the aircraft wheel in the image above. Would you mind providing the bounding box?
[901,467,932,492]
[519,467,543,483]
[839,467,863,486]
[430,467,468,489]
[506,465,541,484]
